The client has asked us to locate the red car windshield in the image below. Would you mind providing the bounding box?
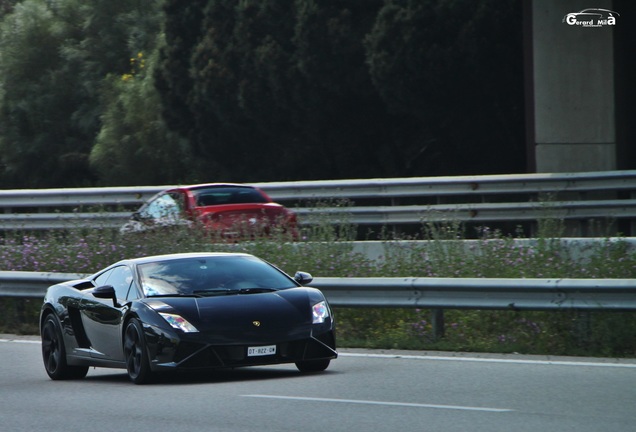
[193,186,268,207]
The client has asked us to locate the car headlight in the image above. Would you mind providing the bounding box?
[312,301,329,324]
[159,313,199,333]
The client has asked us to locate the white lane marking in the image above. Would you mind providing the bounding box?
[3,338,635,369]
[0,338,39,344]
[243,394,512,412]
[340,352,636,368]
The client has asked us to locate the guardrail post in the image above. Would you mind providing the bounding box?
[632,191,636,236]
[431,308,445,340]
[15,298,26,325]
[574,311,592,348]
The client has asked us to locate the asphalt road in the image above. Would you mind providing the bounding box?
[1,335,635,432]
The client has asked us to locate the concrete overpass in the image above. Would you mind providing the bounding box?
[525,0,635,173]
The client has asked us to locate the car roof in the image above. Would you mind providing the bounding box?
[117,252,255,266]
[169,183,258,192]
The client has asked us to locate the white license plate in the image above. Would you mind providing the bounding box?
[247,345,276,357]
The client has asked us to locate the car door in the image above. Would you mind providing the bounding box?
[80,265,133,361]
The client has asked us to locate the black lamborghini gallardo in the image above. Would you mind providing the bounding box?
[40,252,337,384]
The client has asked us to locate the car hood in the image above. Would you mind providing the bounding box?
[144,288,313,338]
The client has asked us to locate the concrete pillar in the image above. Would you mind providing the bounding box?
[530,0,617,173]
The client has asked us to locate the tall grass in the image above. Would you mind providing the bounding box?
[1,215,635,357]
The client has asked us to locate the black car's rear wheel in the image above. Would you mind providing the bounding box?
[41,314,89,380]
[123,318,154,384]
[295,359,330,373]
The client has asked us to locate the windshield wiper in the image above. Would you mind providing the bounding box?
[193,288,238,296]
[191,287,278,296]
[237,288,277,294]
[146,293,203,298]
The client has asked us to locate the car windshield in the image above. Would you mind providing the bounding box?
[138,256,297,297]
[193,186,267,206]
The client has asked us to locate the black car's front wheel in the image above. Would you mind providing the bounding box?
[295,359,331,373]
[41,314,89,380]
[123,318,154,384]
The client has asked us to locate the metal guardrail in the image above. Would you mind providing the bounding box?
[256,170,636,199]
[3,170,636,207]
[0,186,167,208]
[2,272,635,311]
[0,170,636,230]
[1,200,636,229]
[0,272,87,297]
[311,277,636,311]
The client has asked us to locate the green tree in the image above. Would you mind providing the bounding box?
[157,0,297,181]
[157,0,525,182]
[155,0,207,158]
[0,0,17,18]
[365,0,525,175]
[158,0,394,182]
[0,0,168,187]
[0,0,93,187]
[90,45,194,186]
[288,0,397,179]
[0,0,526,187]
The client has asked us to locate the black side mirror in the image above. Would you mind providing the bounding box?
[92,285,120,307]
[294,271,313,285]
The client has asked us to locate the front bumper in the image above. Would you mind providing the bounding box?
[144,325,337,371]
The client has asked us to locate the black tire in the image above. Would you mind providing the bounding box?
[123,318,155,384]
[295,359,330,373]
[41,314,89,380]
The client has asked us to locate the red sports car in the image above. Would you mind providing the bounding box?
[120,183,298,239]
